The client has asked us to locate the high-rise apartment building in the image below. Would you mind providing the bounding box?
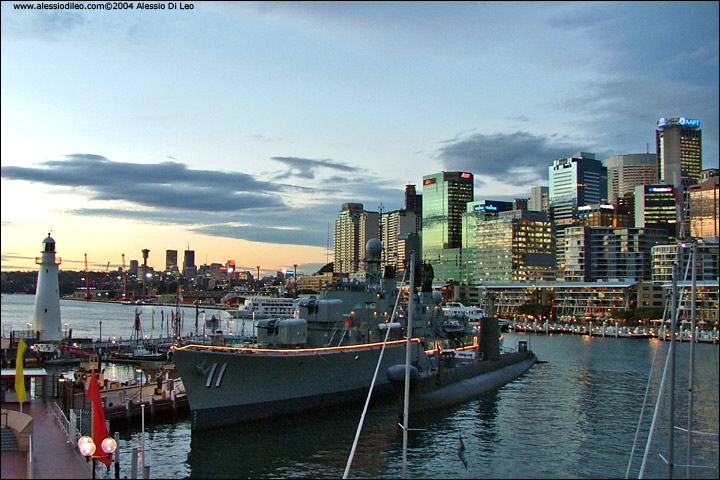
[652,239,719,284]
[688,176,719,238]
[421,171,474,282]
[334,203,379,274]
[165,249,178,271]
[380,208,419,274]
[634,184,679,241]
[656,117,702,189]
[564,226,669,282]
[603,153,658,205]
[548,152,607,279]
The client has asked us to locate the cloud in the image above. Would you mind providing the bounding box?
[271,156,361,180]
[436,131,583,187]
[1,153,408,248]
[2,154,285,211]
[0,9,85,41]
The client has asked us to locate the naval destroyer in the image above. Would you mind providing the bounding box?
[172,239,535,430]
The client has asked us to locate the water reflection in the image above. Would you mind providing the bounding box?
[187,401,399,479]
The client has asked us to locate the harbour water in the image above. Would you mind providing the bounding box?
[2,294,718,479]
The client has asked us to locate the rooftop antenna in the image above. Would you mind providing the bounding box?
[646,143,649,154]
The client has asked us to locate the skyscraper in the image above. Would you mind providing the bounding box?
[603,153,658,205]
[548,152,608,279]
[634,184,679,240]
[528,186,549,212]
[656,117,702,189]
[421,171,474,282]
[380,208,419,274]
[183,248,196,279]
[334,203,379,274]
[166,249,178,271]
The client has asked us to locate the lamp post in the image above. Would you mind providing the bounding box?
[57,377,66,413]
[78,435,117,479]
[64,322,69,340]
[135,367,144,403]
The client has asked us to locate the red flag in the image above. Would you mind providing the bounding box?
[86,370,112,466]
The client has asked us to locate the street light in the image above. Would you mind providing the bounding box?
[57,377,67,413]
[135,367,145,402]
[78,435,117,479]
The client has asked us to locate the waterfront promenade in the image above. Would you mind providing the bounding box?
[1,398,91,479]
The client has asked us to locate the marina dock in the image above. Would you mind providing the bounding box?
[509,318,719,343]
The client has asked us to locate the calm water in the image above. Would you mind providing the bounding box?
[2,293,719,479]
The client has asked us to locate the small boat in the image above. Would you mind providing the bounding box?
[227,296,300,319]
[112,344,166,362]
[442,301,485,320]
[442,301,510,331]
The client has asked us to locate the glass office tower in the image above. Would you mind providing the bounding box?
[421,171,474,282]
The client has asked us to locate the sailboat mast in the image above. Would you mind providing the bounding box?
[401,250,416,479]
[668,259,678,479]
[686,241,697,477]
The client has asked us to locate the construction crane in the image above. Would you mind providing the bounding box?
[84,253,91,300]
[122,253,128,300]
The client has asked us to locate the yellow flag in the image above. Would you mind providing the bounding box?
[15,338,27,404]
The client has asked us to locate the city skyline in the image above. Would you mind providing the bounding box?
[2,2,718,276]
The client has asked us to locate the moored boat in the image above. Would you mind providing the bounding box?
[227,296,300,319]
[386,319,536,414]
[173,240,438,430]
[172,239,537,430]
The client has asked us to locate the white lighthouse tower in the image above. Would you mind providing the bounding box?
[33,233,62,341]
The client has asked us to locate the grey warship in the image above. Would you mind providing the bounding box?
[172,239,535,430]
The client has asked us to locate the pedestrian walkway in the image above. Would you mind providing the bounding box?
[1,399,91,479]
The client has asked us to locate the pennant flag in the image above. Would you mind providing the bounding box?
[15,338,27,404]
[86,370,112,466]
[151,309,155,330]
[457,435,468,469]
[135,309,142,332]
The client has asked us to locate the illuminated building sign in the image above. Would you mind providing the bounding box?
[657,117,700,128]
[474,204,498,211]
[679,117,700,126]
[423,178,436,186]
[461,172,472,179]
[648,186,673,193]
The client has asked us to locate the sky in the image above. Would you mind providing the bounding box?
[1,1,718,277]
